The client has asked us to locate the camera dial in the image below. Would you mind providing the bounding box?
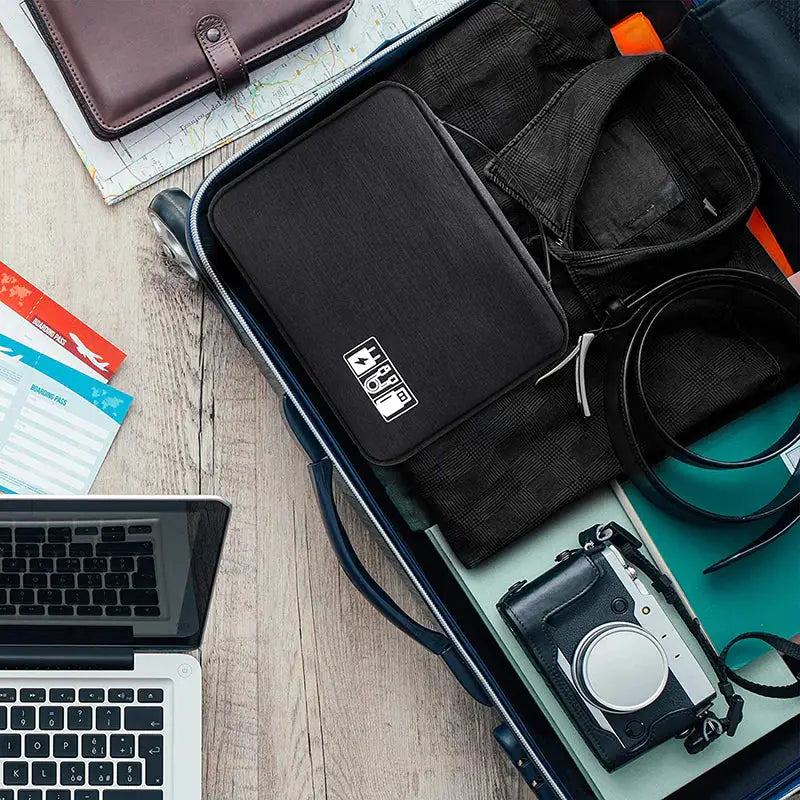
[572,622,670,713]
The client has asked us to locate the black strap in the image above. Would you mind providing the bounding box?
[602,268,800,573]
[580,522,745,754]
[720,633,800,699]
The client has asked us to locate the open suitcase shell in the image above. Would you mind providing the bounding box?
[149,2,800,797]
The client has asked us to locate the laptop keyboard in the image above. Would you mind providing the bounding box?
[0,685,165,798]
[0,525,160,619]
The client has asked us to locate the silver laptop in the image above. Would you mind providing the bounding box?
[0,496,231,800]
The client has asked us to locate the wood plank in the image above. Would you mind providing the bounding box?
[0,26,527,799]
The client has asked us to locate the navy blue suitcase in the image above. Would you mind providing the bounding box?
[149,2,800,797]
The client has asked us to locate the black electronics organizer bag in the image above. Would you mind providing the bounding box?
[159,0,800,797]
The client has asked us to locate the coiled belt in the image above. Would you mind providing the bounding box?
[540,269,800,572]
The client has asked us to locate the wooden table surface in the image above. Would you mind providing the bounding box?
[0,28,528,800]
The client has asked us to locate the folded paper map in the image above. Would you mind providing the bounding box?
[1,0,456,203]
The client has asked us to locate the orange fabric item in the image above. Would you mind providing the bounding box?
[747,207,793,277]
[611,12,665,54]
[611,14,794,275]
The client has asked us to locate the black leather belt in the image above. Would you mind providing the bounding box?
[542,269,800,573]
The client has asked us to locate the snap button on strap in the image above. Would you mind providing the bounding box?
[195,14,250,100]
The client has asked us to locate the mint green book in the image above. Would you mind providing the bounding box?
[621,384,800,668]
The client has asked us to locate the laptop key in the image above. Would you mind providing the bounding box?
[137,689,163,704]
[42,544,67,558]
[38,589,63,605]
[111,558,135,572]
[54,733,79,758]
[131,574,156,589]
[109,689,134,704]
[77,606,103,616]
[61,760,87,784]
[40,706,65,730]
[104,794,163,800]
[117,761,143,786]
[75,526,99,537]
[31,760,57,785]
[11,589,35,604]
[3,558,27,572]
[93,590,117,606]
[15,543,40,558]
[0,688,16,702]
[106,607,132,617]
[139,734,164,786]
[17,529,45,543]
[50,688,76,703]
[46,792,71,800]
[125,707,162,731]
[105,574,129,589]
[0,574,20,587]
[48,606,75,617]
[79,689,105,703]
[3,760,27,784]
[0,732,21,756]
[128,525,153,535]
[52,574,76,589]
[11,706,36,729]
[83,733,107,758]
[57,558,82,573]
[48,527,72,543]
[70,543,94,558]
[110,733,135,757]
[88,761,114,785]
[68,706,92,730]
[79,574,102,588]
[66,590,91,605]
[96,542,153,557]
[25,733,50,757]
[75,793,100,800]
[137,557,155,574]
[135,606,160,617]
[97,707,121,731]
[120,589,159,606]
[17,792,42,800]
[85,559,108,573]
[21,688,46,703]
[0,792,10,800]
[0,706,6,729]
[26,568,52,583]
[19,605,46,615]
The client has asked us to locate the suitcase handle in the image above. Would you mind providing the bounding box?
[283,397,491,706]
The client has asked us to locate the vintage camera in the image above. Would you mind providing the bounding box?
[497,525,717,770]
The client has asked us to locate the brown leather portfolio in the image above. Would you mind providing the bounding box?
[26,0,354,140]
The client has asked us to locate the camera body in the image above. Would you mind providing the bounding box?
[497,536,716,770]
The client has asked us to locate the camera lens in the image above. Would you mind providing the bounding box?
[572,622,669,713]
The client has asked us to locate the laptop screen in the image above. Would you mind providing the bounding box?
[0,497,230,649]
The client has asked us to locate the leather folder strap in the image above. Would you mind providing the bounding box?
[195,14,250,100]
[602,269,800,572]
